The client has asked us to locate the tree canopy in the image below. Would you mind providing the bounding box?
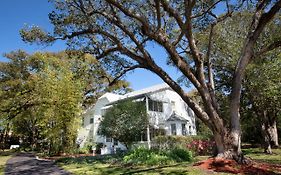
[98,100,148,148]
[0,50,131,153]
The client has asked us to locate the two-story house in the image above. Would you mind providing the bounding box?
[77,83,196,152]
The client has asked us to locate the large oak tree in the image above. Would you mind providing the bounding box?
[21,0,281,162]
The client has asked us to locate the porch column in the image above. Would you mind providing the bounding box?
[145,96,151,149]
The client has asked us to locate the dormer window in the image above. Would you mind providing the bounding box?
[148,99,163,112]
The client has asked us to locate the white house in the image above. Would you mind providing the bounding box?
[77,83,197,152]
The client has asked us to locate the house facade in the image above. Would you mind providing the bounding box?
[77,83,196,152]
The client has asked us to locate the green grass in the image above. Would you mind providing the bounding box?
[56,155,232,175]
[242,147,281,165]
[58,160,231,175]
[0,150,14,175]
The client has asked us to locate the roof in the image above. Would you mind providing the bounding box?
[123,83,171,99]
[98,92,123,102]
[105,83,171,106]
[166,112,189,122]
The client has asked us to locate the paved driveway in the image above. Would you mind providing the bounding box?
[5,153,71,175]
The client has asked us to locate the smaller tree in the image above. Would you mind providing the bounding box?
[98,100,148,149]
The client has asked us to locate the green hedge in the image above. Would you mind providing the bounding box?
[123,147,192,165]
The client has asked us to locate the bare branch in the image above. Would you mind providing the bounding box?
[172,31,184,46]
[255,39,281,56]
[105,0,150,29]
[108,65,143,86]
[96,47,119,60]
[191,0,223,19]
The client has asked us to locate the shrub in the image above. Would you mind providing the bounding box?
[169,148,192,162]
[123,147,171,165]
[123,146,193,165]
[186,139,215,156]
[152,135,215,156]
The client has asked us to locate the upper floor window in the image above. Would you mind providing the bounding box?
[148,99,163,112]
[90,118,94,124]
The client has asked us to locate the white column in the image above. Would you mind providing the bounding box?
[145,96,151,149]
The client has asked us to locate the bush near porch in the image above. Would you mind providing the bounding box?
[152,135,215,156]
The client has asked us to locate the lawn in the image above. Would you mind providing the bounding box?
[56,148,281,175]
[242,147,281,165]
[56,155,232,175]
[0,150,13,175]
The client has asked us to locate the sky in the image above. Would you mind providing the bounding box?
[0,0,182,91]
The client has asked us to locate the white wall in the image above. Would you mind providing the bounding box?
[147,89,196,135]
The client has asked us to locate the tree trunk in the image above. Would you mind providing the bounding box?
[213,128,246,162]
[268,121,279,147]
[261,114,279,154]
[262,122,272,154]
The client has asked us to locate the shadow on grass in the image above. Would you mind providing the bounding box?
[57,155,195,175]
[121,163,189,175]
[56,154,123,165]
[243,148,281,165]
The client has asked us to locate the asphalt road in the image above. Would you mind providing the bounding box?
[5,153,71,175]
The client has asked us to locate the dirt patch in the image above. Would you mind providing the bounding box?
[193,158,281,175]
[40,153,94,161]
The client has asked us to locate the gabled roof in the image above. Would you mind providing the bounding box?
[98,92,123,102]
[166,112,189,122]
[123,83,171,99]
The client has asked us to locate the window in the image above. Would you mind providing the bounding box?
[148,99,163,112]
[182,124,187,136]
[90,118,94,124]
[106,136,112,142]
[171,124,177,135]
[113,139,118,146]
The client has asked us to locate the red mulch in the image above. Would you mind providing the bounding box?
[193,158,281,175]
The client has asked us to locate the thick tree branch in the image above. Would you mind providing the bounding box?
[96,47,120,60]
[154,0,162,29]
[183,0,207,88]
[206,25,219,112]
[159,0,184,28]
[229,0,281,144]
[146,60,212,127]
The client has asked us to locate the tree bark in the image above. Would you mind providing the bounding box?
[261,111,279,153]
[268,121,279,147]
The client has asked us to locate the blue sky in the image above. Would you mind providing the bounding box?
[0,0,182,90]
